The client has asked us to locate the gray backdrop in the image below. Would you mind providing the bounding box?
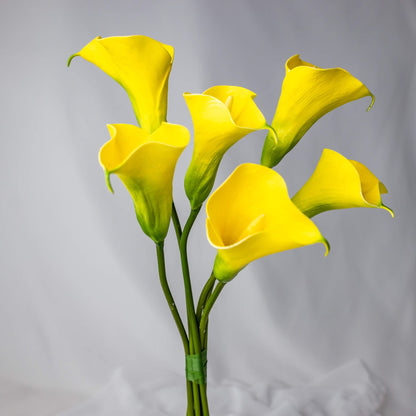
[0,0,415,415]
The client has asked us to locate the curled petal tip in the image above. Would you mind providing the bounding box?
[367,94,375,111]
[67,53,78,67]
[106,123,117,137]
[104,170,114,194]
[382,204,395,218]
[265,124,278,145]
[322,238,330,256]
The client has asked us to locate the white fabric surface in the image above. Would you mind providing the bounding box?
[1,0,415,415]
[57,361,384,416]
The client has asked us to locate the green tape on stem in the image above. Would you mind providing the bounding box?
[185,350,207,384]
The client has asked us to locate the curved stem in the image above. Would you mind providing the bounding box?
[155,242,194,416]
[196,272,216,322]
[180,208,202,354]
[199,281,226,347]
[156,242,189,353]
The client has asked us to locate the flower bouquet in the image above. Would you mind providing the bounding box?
[68,35,393,416]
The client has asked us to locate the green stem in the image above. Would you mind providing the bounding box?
[179,207,210,415]
[172,203,202,415]
[203,321,209,352]
[156,242,189,353]
[199,281,226,347]
[172,205,195,414]
[190,340,202,416]
[180,208,202,354]
[155,242,193,415]
[196,273,216,322]
[199,383,209,416]
[187,382,194,416]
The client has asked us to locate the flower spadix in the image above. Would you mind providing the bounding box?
[100,122,189,242]
[206,164,329,282]
[184,86,275,209]
[68,35,174,133]
[261,55,375,167]
[292,148,394,218]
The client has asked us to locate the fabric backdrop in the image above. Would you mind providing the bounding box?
[0,0,415,415]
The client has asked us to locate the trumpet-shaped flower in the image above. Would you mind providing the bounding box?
[261,55,375,167]
[184,86,276,209]
[206,164,329,282]
[100,122,189,242]
[68,35,174,133]
[291,148,394,218]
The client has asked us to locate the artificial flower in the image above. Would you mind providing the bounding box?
[184,86,276,209]
[261,55,375,167]
[100,122,189,242]
[68,35,174,133]
[291,148,394,218]
[206,163,328,282]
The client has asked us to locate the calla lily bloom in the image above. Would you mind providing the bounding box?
[100,122,189,242]
[291,148,394,218]
[261,55,375,167]
[68,35,174,133]
[184,86,276,209]
[206,163,329,282]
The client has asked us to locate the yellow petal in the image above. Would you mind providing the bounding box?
[206,163,328,282]
[261,55,375,167]
[184,86,270,209]
[99,122,189,242]
[291,148,394,217]
[68,35,174,133]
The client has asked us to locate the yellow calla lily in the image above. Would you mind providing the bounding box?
[261,55,375,167]
[100,122,189,242]
[68,35,174,133]
[291,148,394,218]
[206,163,329,282]
[184,86,276,209]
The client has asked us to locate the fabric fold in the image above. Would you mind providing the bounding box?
[56,361,385,416]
